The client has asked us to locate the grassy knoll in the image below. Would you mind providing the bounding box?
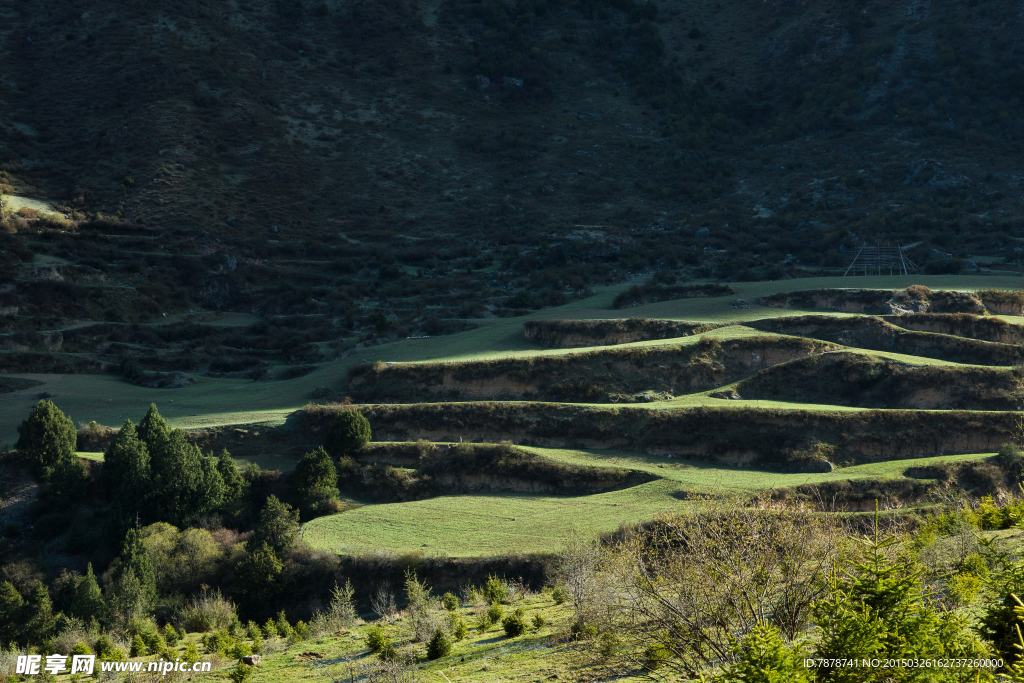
[2,274,1022,444]
[302,447,994,557]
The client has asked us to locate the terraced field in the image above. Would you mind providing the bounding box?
[3,273,1023,443]
[7,275,1024,558]
[302,448,995,556]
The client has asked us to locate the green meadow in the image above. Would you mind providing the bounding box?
[301,447,994,557]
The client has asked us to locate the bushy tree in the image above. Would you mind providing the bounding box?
[141,523,221,593]
[247,495,300,554]
[324,410,371,459]
[149,430,225,526]
[291,447,339,514]
[71,563,106,623]
[16,400,76,480]
[234,542,284,605]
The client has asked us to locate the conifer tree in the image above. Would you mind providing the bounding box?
[25,582,57,645]
[16,400,77,480]
[50,452,89,500]
[104,420,151,495]
[217,449,245,502]
[0,580,24,645]
[234,542,284,605]
[149,430,224,526]
[107,568,147,628]
[71,563,106,623]
[247,495,300,554]
[117,529,158,611]
[291,447,338,512]
[812,504,988,682]
[137,403,170,454]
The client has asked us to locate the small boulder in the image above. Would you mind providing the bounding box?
[241,655,261,667]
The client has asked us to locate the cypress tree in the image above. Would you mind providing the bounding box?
[15,400,77,480]
[118,529,158,611]
[291,447,338,511]
[107,568,147,628]
[137,403,170,455]
[25,582,57,645]
[247,495,300,554]
[71,563,106,624]
[104,420,151,496]
[150,430,224,526]
[217,449,245,502]
[234,542,284,605]
[50,453,89,500]
[0,581,24,645]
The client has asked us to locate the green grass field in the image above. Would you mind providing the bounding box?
[301,447,994,557]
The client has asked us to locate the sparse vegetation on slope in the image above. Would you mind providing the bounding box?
[732,351,1023,410]
[748,314,1024,365]
[523,317,729,347]
[348,334,836,403]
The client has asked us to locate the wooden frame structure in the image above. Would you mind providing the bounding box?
[843,242,918,276]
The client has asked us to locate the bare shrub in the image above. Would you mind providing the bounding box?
[53,616,94,655]
[360,656,416,683]
[0,647,28,679]
[555,526,604,623]
[371,584,398,621]
[602,498,842,677]
[174,588,237,632]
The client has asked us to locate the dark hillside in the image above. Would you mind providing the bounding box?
[1,0,1023,287]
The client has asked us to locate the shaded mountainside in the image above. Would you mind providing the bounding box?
[347,334,837,403]
[301,402,1017,472]
[746,315,1024,366]
[0,0,1022,322]
[733,351,1022,410]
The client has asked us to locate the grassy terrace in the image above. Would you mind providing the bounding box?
[2,274,1021,444]
[301,447,994,557]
